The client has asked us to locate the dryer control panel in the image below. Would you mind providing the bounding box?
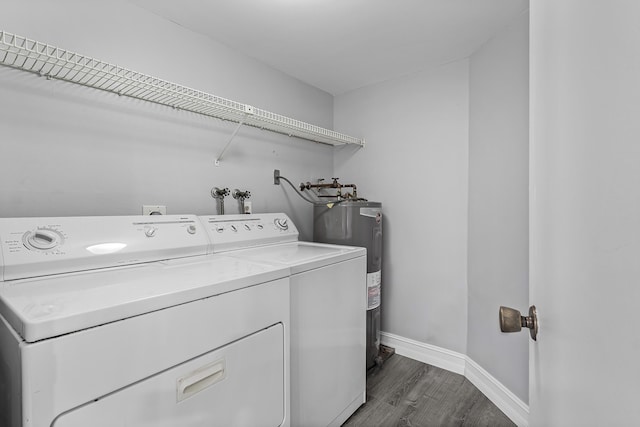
[199,213,299,253]
[0,215,209,281]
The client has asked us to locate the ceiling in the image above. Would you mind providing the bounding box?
[131,0,528,95]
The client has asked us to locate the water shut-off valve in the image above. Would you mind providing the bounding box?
[211,187,230,215]
[233,189,251,214]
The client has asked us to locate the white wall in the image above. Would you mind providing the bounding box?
[334,61,470,354]
[0,1,334,239]
[467,12,529,403]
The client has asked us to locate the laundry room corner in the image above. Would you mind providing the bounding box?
[333,60,471,356]
[467,9,530,407]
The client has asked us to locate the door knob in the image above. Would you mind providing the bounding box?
[499,305,538,341]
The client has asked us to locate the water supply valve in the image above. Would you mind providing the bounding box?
[232,189,251,200]
[232,189,252,214]
[211,187,230,215]
[211,187,230,199]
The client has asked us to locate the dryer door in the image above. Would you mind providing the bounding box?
[53,323,285,427]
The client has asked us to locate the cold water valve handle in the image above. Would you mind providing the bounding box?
[232,189,251,200]
[232,189,251,214]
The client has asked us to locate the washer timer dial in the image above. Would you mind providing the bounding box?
[23,228,64,251]
[274,218,289,231]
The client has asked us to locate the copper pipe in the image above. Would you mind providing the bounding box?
[300,178,358,198]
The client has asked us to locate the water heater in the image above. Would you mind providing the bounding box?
[313,201,382,369]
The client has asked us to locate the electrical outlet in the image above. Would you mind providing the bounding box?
[143,205,166,215]
[274,169,280,185]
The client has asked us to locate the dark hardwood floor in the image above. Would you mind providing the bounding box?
[342,354,515,427]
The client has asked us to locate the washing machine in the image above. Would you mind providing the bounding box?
[199,213,366,427]
[0,215,290,427]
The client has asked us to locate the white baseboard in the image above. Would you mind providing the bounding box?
[380,331,529,427]
[464,357,529,427]
[380,331,466,374]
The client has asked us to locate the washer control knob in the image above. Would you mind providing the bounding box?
[244,224,251,231]
[257,224,264,230]
[187,224,197,234]
[144,226,157,237]
[23,228,62,251]
[215,225,224,233]
[274,218,289,231]
[231,225,238,232]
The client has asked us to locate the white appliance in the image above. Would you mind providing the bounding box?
[199,213,367,427]
[0,215,290,427]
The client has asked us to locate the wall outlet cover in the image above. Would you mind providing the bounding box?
[143,205,166,215]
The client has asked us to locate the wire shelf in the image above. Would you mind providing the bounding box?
[0,31,365,147]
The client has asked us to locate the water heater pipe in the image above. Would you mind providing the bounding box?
[300,178,358,198]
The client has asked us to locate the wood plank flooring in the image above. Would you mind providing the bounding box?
[342,354,515,427]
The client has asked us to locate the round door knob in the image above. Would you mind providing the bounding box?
[499,305,538,341]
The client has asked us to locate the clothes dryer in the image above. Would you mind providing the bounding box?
[0,215,290,427]
[199,213,366,427]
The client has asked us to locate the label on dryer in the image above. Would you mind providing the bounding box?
[367,270,381,309]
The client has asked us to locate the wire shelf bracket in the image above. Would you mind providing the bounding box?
[215,109,251,166]
[0,31,365,161]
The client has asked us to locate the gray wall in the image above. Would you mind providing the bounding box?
[0,1,335,240]
[467,11,529,402]
[334,61,470,354]
[333,10,529,402]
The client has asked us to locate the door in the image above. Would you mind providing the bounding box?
[530,1,640,425]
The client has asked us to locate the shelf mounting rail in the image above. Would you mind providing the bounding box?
[0,31,365,159]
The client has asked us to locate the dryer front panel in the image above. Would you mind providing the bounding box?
[20,278,290,427]
[53,324,285,427]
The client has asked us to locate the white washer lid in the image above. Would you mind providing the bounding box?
[0,255,289,342]
[222,241,366,274]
